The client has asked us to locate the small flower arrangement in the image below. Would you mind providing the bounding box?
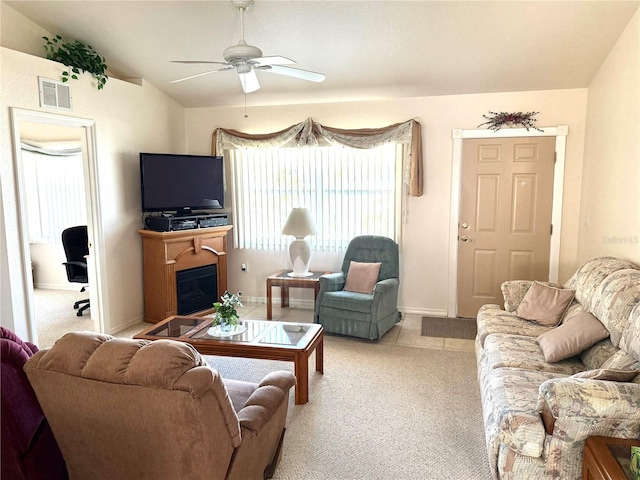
[212,291,243,330]
[478,111,543,132]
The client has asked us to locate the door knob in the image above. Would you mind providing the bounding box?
[460,236,475,242]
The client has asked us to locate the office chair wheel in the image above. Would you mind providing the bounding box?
[77,303,90,317]
[74,299,90,316]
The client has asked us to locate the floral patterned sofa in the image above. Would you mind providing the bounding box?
[475,256,640,479]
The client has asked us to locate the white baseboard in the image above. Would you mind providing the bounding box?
[398,306,449,317]
[34,283,83,291]
[108,315,145,335]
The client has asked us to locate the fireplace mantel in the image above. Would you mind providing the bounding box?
[138,226,233,323]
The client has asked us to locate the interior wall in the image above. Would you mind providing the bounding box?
[0,46,186,338]
[0,181,11,324]
[0,1,49,58]
[579,10,640,265]
[186,89,588,315]
[30,245,69,289]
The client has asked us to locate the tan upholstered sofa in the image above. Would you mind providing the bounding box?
[24,331,296,480]
[475,257,640,479]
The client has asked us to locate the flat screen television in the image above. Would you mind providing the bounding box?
[140,153,224,214]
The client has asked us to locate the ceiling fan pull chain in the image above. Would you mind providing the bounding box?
[244,92,248,118]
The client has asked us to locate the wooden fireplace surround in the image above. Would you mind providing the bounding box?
[138,225,233,323]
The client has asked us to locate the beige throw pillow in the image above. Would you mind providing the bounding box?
[571,368,639,382]
[344,261,381,294]
[515,281,575,327]
[536,312,609,363]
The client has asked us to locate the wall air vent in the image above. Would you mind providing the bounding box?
[38,77,72,110]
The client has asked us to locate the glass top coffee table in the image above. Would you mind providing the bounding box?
[583,436,639,480]
[134,316,323,404]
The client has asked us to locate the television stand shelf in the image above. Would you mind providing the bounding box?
[144,213,229,232]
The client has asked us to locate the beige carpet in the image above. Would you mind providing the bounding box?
[207,335,492,480]
[32,289,492,479]
[33,288,94,348]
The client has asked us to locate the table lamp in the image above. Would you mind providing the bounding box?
[282,207,318,277]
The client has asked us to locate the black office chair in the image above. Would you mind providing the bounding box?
[61,226,90,317]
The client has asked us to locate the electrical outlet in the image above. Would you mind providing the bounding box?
[241,263,247,272]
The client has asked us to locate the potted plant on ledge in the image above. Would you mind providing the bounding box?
[43,35,108,90]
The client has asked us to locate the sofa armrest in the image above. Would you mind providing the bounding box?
[373,277,398,294]
[318,272,345,289]
[537,377,640,440]
[501,280,562,312]
[236,371,296,435]
[501,280,536,312]
[316,273,346,315]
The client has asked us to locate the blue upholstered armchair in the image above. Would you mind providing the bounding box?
[314,235,400,340]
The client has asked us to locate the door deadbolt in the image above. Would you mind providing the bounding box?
[460,222,469,229]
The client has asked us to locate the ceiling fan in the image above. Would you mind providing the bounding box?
[170,0,325,93]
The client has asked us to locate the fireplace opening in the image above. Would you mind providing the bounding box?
[176,264,217,315]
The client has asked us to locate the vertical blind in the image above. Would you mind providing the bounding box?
[229,143,402,252]
[21,144,86,244]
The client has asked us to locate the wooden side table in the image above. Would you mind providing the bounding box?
[582,436,639,480]
[266,270,329,319]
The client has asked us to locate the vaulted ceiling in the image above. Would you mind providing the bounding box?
[6,0,640,108]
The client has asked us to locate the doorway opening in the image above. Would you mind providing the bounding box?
[10,108,106,346]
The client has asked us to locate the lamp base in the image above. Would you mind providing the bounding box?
[289,238,312,277]
[287,271,313,277]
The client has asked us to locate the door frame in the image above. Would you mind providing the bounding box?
[10,107,107,342]
[448,125,568,317]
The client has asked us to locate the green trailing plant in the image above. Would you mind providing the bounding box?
[43,35,108,90]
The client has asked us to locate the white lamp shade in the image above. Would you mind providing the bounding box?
[281,208,318,238]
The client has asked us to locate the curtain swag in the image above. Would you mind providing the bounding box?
[21,140,82,157]
[211,117,423,196]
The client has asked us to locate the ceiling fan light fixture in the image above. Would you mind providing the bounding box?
[236,63,251,74]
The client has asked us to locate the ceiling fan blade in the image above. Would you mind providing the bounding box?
[170,60,228,65]
[238,69,260,93]
[170,67,233,84]
[254,56,296,66]
[263,65,325,83]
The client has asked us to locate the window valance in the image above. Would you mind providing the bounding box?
[211,117,423,196]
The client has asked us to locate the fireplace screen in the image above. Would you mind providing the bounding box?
[176,264,217,315]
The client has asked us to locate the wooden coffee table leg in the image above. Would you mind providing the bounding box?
[266,279,273,320]
[294,352,309,405]
[316,335,324,374]
[281,286,289,308]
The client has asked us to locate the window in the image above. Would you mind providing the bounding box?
[21,143,86,244]
[229,143,403,252]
